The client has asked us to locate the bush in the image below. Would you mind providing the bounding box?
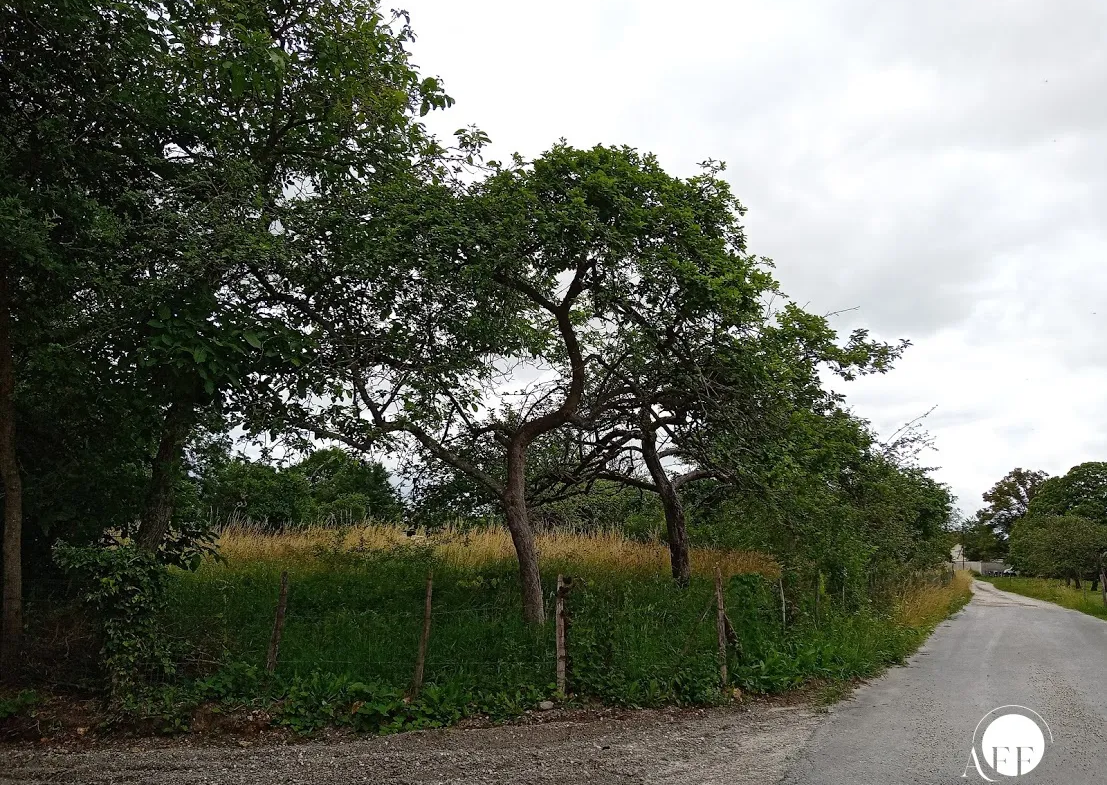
[53,542,178,694]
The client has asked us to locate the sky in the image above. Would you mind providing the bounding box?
[399,0,1107,513]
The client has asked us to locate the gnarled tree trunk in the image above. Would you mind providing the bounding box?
[639,410,690,587]
[135,398,194,552]
[503,442,545,624]
[0,259,22,679]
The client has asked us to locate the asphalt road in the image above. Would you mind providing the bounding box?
[783,580,1107,784]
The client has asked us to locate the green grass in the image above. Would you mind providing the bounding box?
[980,576,1107,621]
[130,537,973,734]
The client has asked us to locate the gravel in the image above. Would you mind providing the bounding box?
[1,703,820,784]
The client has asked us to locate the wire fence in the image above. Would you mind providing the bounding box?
[19,562,962,694]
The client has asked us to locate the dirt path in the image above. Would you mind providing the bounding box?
[1,703,819,785]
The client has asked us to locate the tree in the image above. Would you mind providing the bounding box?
[0,0,175,676]
[557,298,904,586]
[126,0,454,551]
[1026,462,1107,526]
[961,513,1004,561]
[265,144,787,621]
[1009,515,1107,587]
[978,468,1049,540]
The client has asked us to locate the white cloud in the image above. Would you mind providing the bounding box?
[404,0,1107,510]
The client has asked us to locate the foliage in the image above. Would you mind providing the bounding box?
[960,515,1005,561]
[1026,462,1107,526]
[977,467,1049,539]
[95,535,968,734]
[1008,515,1107,582]
[5,0,966,694]
[0,689,38,720]
[53,542,177,694]
[197,448,402,528]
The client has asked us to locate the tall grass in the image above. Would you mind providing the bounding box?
[147,526,971,733]
[215,522,781,579]
[894,569,973,629]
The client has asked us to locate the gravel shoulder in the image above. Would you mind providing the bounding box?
[1,702,821,785]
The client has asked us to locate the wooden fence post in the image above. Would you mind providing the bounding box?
[714,566,727,689]
[410,570,434,699]
[1100,551,1106,608]
[779,576,787,628]
[555,574,569,696]
[266,570,290,674]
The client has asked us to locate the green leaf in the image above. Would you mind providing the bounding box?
[244,332,263,349]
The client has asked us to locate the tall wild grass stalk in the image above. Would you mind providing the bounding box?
[215,521,781,580]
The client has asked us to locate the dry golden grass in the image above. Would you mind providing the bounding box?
[216,522,781,579]
[894,569,973,628]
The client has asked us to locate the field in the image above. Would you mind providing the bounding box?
[125,525,974,733]
[980,575,1107,621]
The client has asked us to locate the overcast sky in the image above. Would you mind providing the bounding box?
[401,0,1107,513]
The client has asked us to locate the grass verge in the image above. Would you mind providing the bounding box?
[979,575,1107,621]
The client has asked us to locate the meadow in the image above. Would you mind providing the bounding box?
[139,524,973,733]
[981,576,1107,621]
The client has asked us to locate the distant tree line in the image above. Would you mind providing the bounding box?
[965,463,1107,588]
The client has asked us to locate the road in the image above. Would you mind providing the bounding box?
[785,579,1107,784]
[4,581,1106,784]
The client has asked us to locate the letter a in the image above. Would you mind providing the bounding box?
[962,748,996,781]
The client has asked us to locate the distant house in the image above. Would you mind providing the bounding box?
[950,543,1004,575]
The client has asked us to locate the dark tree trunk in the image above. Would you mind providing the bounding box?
[135,398,194,552]
[640,412,690,587]
[503,442,545,624]
[1073,575,1082,590]
[0,259,22,679]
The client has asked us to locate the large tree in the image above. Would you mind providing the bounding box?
[977,467,1049,540]
[0,0,458,673]
[1009,514,1107,587]
[1027,462,1107,527]
[260,144,786,622]
[0,0,175,675]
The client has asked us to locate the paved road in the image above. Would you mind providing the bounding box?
[784,580,1107,784]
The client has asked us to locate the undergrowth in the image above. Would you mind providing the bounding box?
[44,527,973,736]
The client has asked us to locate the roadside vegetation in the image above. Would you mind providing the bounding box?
[8,528,971,737]
[979,576,1107,621]
[3,0,971,740]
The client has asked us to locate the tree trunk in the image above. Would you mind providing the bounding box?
[503,442,545,624]
[640,411,690,587]
[0,259,22,679]
[1073,574,1082,590]
[134,398,193,552]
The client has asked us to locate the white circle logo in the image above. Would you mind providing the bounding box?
[966,706,1053,779]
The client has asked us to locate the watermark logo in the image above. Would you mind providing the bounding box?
[962,705,1053,780]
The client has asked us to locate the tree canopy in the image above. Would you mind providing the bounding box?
[1,0,962,652]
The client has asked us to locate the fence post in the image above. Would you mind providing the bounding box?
[714,566,727,690]
[266,570,290,674]
[410,570,434,699]
[779,576,787,628]
[1101,551,1107,608]
[555,574,569,696]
